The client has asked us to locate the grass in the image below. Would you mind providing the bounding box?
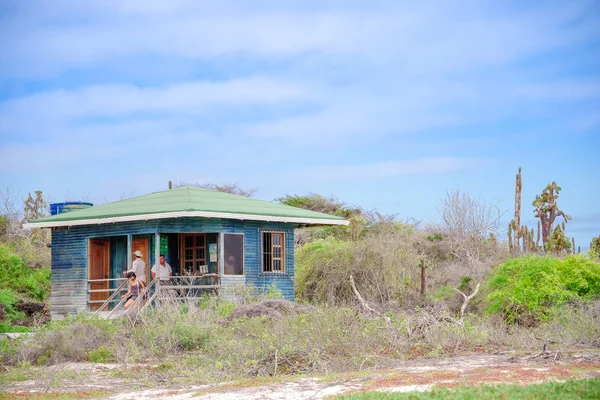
[0,391,109,399]
[334,378,600,399]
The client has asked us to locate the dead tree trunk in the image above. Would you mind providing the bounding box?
[453,283,481,320]
[350,275,380,316]
[420,261,427,298]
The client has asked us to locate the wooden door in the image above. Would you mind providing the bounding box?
[132,237,149,281]
[89,239,110,311]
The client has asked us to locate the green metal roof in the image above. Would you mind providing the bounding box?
[24,186,349,228]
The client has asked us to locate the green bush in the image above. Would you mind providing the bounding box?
[295,237,353,302]
[0,244,50,301]
[88,346,113,363]
[295,228,423,306]
[0,289,28,327]
[13,314,118,365]
[487,255,600,324]
[0,322,30,333]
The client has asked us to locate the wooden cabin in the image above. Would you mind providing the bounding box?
[24,186,348,319]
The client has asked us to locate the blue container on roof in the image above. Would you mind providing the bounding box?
[50,202,94,216]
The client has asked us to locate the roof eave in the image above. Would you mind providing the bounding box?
[23,211,350,229]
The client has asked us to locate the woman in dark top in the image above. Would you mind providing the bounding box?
[121,271,145,310]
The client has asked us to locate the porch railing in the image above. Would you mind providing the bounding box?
[94,274,221,317]
[88,278,128,310]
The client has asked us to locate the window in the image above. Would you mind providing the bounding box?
[262,231,285,273]
[223,234,244,275]
[180,234,206,275]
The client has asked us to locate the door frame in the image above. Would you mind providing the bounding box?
[132,237,150,281]
[88,238,110,311]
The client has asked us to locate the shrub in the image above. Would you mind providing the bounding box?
[0,244,50,301]
[486,255,600,325]
[88,346,113,363]
[13,314,117,365]
[295,237,353,303]
[295,228,423,306]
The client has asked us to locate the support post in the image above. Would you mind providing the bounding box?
[218,232,224,276]
[127,234,132,271]
[420,261,427,298]
[155,232,160,271]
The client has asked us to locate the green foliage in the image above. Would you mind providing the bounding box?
[17,314,119,365]
[0,322,30,333]
[334,378,600,400]
[295,237,353,302]
[275,193,358,218]
[295,224,426,306]
[88,346,113,363]
[427,233,443,242]
[0,289,28,330]
[545,224,571,254]
[458,276,473,291]
[532,181,572,250]
[431,285,455,301]
[487,255,600,324]
[265,285,284,300]
[0,244,50,301]
[173,324,211,351]
[5,299,600,382]
[0,289,19,313]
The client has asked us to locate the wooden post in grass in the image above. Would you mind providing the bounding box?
[420,260,427,298]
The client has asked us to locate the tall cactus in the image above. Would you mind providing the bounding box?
[512,167,523,252]
[532,181,571,249]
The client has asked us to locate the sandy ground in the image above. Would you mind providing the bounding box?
[3,352,600,399]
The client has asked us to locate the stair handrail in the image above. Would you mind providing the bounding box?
[94,278,128,314]
[106,289,132,319]
[129,277,158,314]
[106,277,158,319]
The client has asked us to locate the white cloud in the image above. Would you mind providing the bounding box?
[1,1,597,78]
[0,77,318,137]
[290,157,490,181]
[0,0,598,199]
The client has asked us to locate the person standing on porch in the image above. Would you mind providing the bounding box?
[151,254,172,282]
[125,250,147,285]
[121,271,145,310]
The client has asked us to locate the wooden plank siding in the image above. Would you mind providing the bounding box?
[50,217,294,319]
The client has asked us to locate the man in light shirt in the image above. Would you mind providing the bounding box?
[151,254,172,282]
[125,250,147,285]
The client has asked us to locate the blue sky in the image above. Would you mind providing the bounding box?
[0,0,599,249]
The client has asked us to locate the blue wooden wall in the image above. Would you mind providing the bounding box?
[50,217,295,319]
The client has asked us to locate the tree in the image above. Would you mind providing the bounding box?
[275,193,356,217]
[22,190,50,245]
[532,182,571,250]
[435,189,503,265]
[276,193,366,241]
[175,182,257,197]
[0,186,23,240]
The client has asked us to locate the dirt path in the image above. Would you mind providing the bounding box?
[3,352,600,399]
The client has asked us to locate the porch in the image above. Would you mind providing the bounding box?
[87,231,244,313]
[91,274,221,318]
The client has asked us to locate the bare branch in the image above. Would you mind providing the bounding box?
[350,274,380,316]
[453,282,481,320]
